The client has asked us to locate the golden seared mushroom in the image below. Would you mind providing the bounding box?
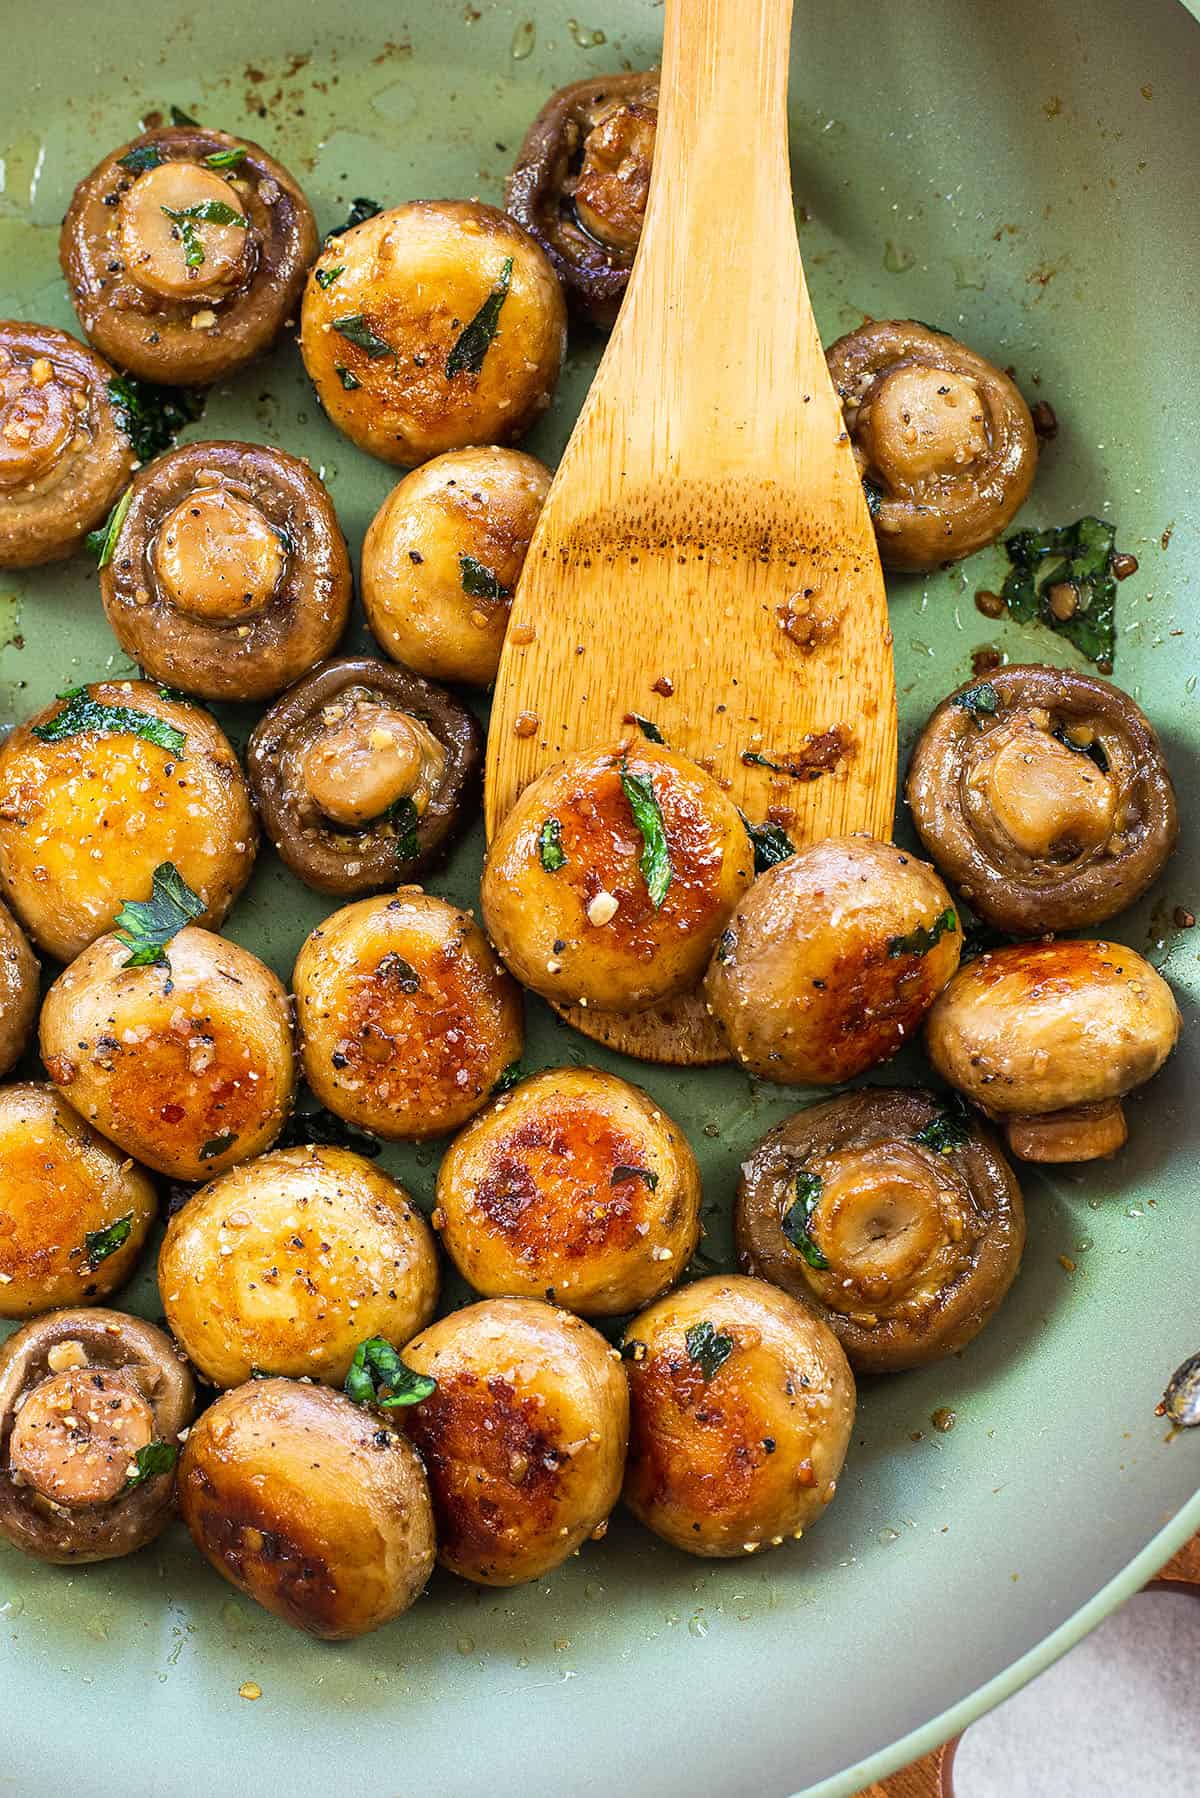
[41,917,295,1181]
[736,1089,1025,1373]
[402,1297,628,1585]
[0,1307,193,1563]
[246,657,482,898]
[0,899,37,1077]
[927,939,1181,1162]
[826,320,1038,572]
[361,447,552,686]
[179,1378,435,1639]
[907,666,1179,935]
[434,1066,701,1316]
[0,682,255,963]
[293,889,523,1141]
[506,71,659,328]
[705,835,961,1085]
[160,1145,439,1388]
[621,1275,855,1558]
[300,200,565,467]
[482,741,754,1014]
[0,322,136,568]
[98,440,351,703]
[61,126,317,386]
[0,1085,157,1318]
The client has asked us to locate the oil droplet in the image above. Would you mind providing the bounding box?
[878,1527,901,1545]
[688,1610,709,1639]
[456,1635,475,1656]
[952,256,987,291]
[1086,1196,1101,1211]
[1126,1206,1144,1219]
[0,1595,25,1617]
[583,1580,604,1601]
[931,1407,957,1433]
[1075,1237,1094,1254]
[567,17,607,46]
[510,18,536,58]
[85,1615,109,1641]
[883,240,915,274]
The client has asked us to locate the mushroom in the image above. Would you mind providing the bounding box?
[292,889,523,1141]
[0,899,38,1078]
[481,740,754,1013]
[926,939,1181,1162]
[401,1297,629,1586]
[0,321,136,567]
[704,835,961,1084]
[736,1088,1025,1372]
[160,1145,439,1389]
[300,200,565,467]
[361,447,552,687]
[825,319,1038,571]
[0,1307,194,1563]
[178,1378,435,1639]
[246,656,482,897]
[0,681,256,962]
[621,1275,855,1558]
[0,1085,158,1318]
[506,71,659,327]
[906,665,1179,934]
[40,925,296,1181]
[434,1065,701,1316]
[98,441,351,703]
[61,126,317,385]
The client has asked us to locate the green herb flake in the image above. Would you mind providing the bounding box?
[85,486,133,568]
[124,1441,178,1489]
[863,478,884,520]
[107,375,205,464]
[161,198,246,269]
[33,690,186,755]
[169,105,199,126]
[204,147,246,171]
[619,759,672,910]
[611,1164,659,1191]
[276,1106,383,1158]
[83,1212,134,1270]
[538,817,566,873]
[741,750,783,772]
[458,553,512,603]
[911,1097,971,1156]
[1053,724,1110,774]
[715,927,735,965]
[314,264,344,290]
[445,256,513,379]
[782,1171,828,1270]
[492,1060,523,1095]
[334,363,361,390]
[952,681,1000,721]
[738,809,795,873]
[114,861,205,968]
[684,1320,735,1381]
[888,907,958,959]
[1001,516,1120,668]
[118,144,164,174]
[325,197,382,240]
[628,713,664,743]
[332,314,393,359]
[389,795,420,862]
[344,1337,436,1410]
[378,953,421,994]
[199,1132,237,1161]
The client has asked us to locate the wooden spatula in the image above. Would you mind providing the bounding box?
[485,0,897,1065]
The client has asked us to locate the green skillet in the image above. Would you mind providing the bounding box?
[0,1,1197,1792]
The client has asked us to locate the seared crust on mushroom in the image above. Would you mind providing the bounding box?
[0,1308,194,1563]
[246,657,482,897]
[826,320,1037,571]
[506,71,659,327]
[907,666,1178,934]
[0,322,136,568]
[99,441,351,702]
[736,1089,1025,1373]
[61,127,317,386]
[0,900,38,1078]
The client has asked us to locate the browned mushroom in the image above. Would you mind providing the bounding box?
[736,1088,1025,1372]
[0,322,136,567]
[825,320,1038,571]
[506,71,659,327]
[0,899,38,1078]
[906,666,1178,935]
[0,1308,194,1563]
[61,126,317,386]
[246,657,482,896]
[98,440,351,702]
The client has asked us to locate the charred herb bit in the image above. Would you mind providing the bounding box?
[684,1320,735,1381]
[619,759,672,910]
[124,1441,179,1489]
[538,817,566,872]
[325,196,382,240]
[314,264,344,290]
[389,796,419,862]
[114,861,205,967]
[333,314,393,359]
[952,681,1000,722]
[378,953,421,994]
[862,477,884,520]
[169,104,200,126]
[742,750,782,772]
[888,907,958,958]
[620,1337,647,1363]
[334,363,361,391]
[276,1105,383,1158]
[459,553,511,603]
[1053,723,1110,774]
[107,375,204,464]
[738,809,795,873]
[204,147,246,171]
[628,713,665,744]
[34,691,186,755]
[445,256,513,379]
[911,1096,971,1156]
[344,1337,436,1410]
[1001,516,1119,669]
[118,144,164,174]
[782,1171,827,1270]
[1157,1352,1200,1429]
[85,486,133,568]
[611,1164,659,1191]
[198,1132,237,1161]
[82,1212,134,1271]
[715,927,735,965]
[491,1060,523,1096]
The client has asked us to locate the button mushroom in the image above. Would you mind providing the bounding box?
[0,899,37,1079]
[704,835,961,1084]
[506,71,659,327]
[925,939,1181,1161]
[246,656,482,898]
[301,200,565,467]
[825,319,1038,571]
[0,1307,194,1563]
[906,665,1179,935]
[61,126,317,386]
[736,1088,1025,1372]
[98,441,352,703]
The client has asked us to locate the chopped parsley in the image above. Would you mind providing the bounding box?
[862,478,884,520]
[611,1164,658,1191]
[124,1441,178,1488]
[684,1320,734,1381]
[204,147,246,171]
[445,256,513,379]
[619,759,672,910]
[344,1337,436,1410]
[118,144,164,174]
[952,681,1000,721]
[198,1132,237,1161]
[161,199,246,267]
[628,714,664,743]
[390,796,420,862]
[492,1060,523,1095]
[459,553,511,603]
[276,1106,382,1158]
[82,1212,134,1270]
[114,862,205,967]
[888,907,958,958]
[33,691,186,755]
[169,105,199,126]
[911,1097,971,1156]
[332,314,393,358]
[538,817,566,872]
[334,363,361,390]
[314,264,344,290]
[1001,516,1120,668]
[325,197,382,239]
[738,810,795,873]
[782,1171,828,1270]
[85,487,133,567]
[107,375,204,464]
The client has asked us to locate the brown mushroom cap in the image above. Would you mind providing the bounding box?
[825,319,1038,572]
[0,1308,194,1563]
[246,656,482,896]
[906,665,1178,935]
[99,440,351,702]
[0,899,38,1078]
[61,127,317,386]
[506,71,659,328]
[736,1088,1025,1373]
[0,322,136,568]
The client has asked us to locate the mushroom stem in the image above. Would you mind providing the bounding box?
[1004,1098,1128,1163]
